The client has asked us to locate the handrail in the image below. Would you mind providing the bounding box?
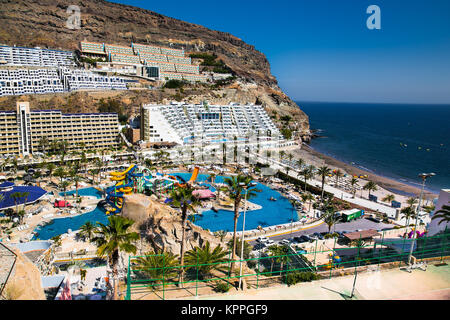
[0,243,18,299]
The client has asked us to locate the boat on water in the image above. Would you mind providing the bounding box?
[269,197,277,201]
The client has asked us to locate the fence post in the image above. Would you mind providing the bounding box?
[256,250,260,289]
[313,239,318,271]
[162,254,165,301]
[196,250,199,297]
[378,230,385,268]
[440,226,448,263]
[227,249,232,279]
[126,255,131,300]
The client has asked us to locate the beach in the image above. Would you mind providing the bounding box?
[285,143,439,206]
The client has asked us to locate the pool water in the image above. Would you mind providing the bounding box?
[33,206,109,240]
[34,173,297,239]
[59,187,103,199]
[174,173,297,232]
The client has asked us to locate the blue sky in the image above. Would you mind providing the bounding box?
[110,0,450,104]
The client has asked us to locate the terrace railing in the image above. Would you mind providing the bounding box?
[0,243,17,299]
[125,229,450,300]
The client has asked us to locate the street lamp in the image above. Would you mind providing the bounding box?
[407,173,435,265]
[238,181,257,290]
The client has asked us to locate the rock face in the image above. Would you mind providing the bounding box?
[0,0,310,136]
[121,194,222,255]
[1,246,46,300]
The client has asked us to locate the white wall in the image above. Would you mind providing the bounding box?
[428,189,450,236]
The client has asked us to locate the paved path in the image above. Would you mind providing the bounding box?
[252,152,398,217]
[198,263,450,300]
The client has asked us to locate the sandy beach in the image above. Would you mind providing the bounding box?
[283,143,438,206]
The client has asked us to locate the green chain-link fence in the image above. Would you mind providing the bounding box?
[125,229,450,300]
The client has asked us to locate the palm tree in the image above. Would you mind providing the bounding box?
[184,241,228,279]
[301,192,314,212]
[431,202,450,226]
[54,167,67,184]
[132,250,179,286]
[382,194,395,205]
[363,181,378,199]
[79,221,97,241]
[38,136,49,154]
[334,169,343,186]
[316,166,331,200]
[46,162,56,179]
[350,177,359,199]
[223,175,260,270]
[10,192,25,214]
[401,206,416,227]
[322,211,338,234]
[268,245,291,276]
[71,175,82,199]
[169,186,199,286]
[296,158,305,171]
[406,197,418,208]
[298,167,313,192]
[92,215,139,300]
[59,180,71,201]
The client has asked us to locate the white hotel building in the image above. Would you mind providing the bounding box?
[140,102,281,146]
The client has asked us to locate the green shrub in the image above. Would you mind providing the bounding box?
[163,79,185,89]
[214,281,231,293]
[284,271,319,286]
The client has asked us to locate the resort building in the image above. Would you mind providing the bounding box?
[0,45,76,68]
[0,68,64,96]
[0,102,120,156]
[80,41,207,82]
[0,67,128,97]
[140,102,280,145]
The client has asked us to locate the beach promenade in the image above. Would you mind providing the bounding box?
[253,152,402,218]
[198,263,450,300]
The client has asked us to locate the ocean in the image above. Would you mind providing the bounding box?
[297,101,450,194]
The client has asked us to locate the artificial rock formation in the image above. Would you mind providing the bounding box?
[1,246,46,300]
[121,194,222,255]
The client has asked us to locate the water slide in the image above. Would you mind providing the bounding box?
[171,167,200,188]
[105,165,137,214]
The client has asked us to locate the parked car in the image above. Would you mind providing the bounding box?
[266,239,275,246]
[253,243,266,251]
[280,239,291,245]
[313,232,324,240]
[257,236,269,243]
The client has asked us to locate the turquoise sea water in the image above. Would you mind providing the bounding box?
[174,173,297,232]
[298,102,450,194]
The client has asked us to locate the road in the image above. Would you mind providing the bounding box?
[249,217,393,245]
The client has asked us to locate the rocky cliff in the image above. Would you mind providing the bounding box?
[0,0,310,136]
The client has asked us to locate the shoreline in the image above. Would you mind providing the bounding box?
[298,143,439,200]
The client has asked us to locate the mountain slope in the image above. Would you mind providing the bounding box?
[0,0,310,137]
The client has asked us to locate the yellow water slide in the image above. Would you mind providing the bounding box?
[109,165,136,177]
[188,167,200,183]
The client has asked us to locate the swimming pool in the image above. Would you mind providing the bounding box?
[35,173,297,239]
[60,187,104,199]
[173,173,297,232]
[32,206,109,240]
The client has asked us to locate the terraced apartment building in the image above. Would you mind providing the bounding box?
[0,102,120,156]
[140,102,281,145]
[80,41,207,82]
